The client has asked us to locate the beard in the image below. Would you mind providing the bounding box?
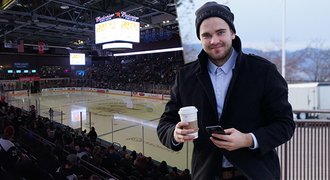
[206,45,232,66]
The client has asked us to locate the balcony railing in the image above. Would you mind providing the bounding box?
[278,120,330,180]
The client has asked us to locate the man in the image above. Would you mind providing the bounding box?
[87,126,98,145]
[1,125,42,179]
[54,154,79,180]
[49,108,54,120]
[157,2,295,180]
[0,125,20,171]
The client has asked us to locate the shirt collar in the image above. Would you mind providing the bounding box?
[207,49,237,75]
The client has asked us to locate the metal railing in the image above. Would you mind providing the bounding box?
[17,126,118,180]
[278,120,330,180]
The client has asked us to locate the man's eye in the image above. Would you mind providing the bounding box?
[217,31,225,35]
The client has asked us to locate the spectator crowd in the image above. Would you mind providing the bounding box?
[0,51,184,94]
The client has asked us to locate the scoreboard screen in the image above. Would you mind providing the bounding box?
[95,13,140,44]
[70,53,85,65]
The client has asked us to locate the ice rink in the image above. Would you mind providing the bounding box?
[7,90,193,170]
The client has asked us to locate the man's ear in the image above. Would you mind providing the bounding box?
[231,30,236,40]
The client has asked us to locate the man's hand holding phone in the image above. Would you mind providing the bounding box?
[206,126,254,151]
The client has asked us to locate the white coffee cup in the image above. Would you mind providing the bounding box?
[178,106,198,139]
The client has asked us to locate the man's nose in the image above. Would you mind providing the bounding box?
[210,36,219,44]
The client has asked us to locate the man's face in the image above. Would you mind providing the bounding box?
[199,17,235,66]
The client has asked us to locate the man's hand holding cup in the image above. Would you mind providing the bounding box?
[174,106,199,143]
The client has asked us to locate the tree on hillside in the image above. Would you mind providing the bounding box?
[262,39,304,82]
[300,41,330,82]
[262,40,330,82]
[284,51,308,82]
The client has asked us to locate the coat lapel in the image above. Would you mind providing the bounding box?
[196,71,217,114]
[195,50,218,118]
[221,52,242,124]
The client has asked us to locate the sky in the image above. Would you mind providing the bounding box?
[176,0,330,53]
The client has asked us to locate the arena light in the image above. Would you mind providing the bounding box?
[60,5,69,9]
[1,0,16,10]
[102,42,133,50]
[113,47,183,56]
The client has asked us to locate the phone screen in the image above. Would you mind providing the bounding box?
[205,125,226,135]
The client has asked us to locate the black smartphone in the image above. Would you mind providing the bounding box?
[205,125,226,135]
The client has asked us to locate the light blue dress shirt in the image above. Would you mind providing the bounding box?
[207,48,258,167]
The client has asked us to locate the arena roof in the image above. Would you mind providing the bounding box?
[0,0,179,54]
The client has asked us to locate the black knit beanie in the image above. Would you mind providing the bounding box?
[195,1,236,39]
